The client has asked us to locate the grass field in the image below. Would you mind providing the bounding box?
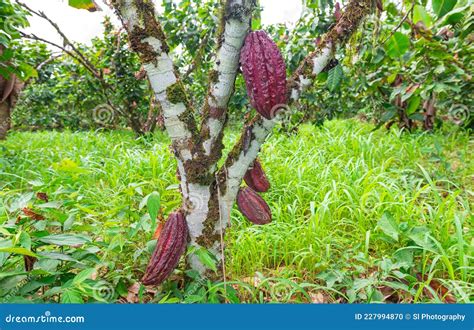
[0,120,472,303]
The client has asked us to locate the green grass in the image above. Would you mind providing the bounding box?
[0,120,472,303]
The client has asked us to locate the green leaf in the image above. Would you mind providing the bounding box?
[441,5,467,25]
[63,214,76,231]
[409,112,425,121]
[73,268,96,285]
[385,32,410,58]
[38,234,90,246]
[37,252,79,262]
[408,226,437,252]
[17,63,37,81]
[394,249,414,269]
[0,271,28,280]
[252,16,262,30]
[432,0,457,18]
[147,192,161,230]
[381,109,397,122]
[327,65,343,92]
[68,0,99,12]
[19,232,31,250]
[195,248,217,272]
[406,96,421,115]
[0,247,37,257]
[413,5,432,27]
[377,212,399,241]
[61,288,84,303]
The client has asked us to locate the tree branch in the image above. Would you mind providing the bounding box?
[111,0,199,196]
[288,0,374,100]
[381,2,415,45]
[20,32,100,79]
[16,1,102,79]
[196,0,255,168]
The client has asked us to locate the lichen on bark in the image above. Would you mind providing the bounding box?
[112,0,170,63]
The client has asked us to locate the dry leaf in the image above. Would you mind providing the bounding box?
[152,222,164,240]
[24,255,37,271]
[310,292,327,304]
[36,192,49,202]
[22,207,45,221]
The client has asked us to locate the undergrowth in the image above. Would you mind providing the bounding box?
[0,120,472,303]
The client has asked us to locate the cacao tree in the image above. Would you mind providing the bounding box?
[108,0,376,283]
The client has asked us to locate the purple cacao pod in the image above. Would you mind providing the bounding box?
[237,187,272,225]
[244,159,270,193]
[141,211,188,285]
[240,30,287,120]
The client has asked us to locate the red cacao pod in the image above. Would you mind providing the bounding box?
[141,211,188,285]
[237,187,272,225]
[244,159,270,193]
[240,30,287,120]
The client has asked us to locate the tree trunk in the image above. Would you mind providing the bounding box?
[423,94,436,131]
[0,74,23,140]
[0,102,10,140]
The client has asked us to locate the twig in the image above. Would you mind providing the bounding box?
[20,32,97,75]
[35,54,60,71]
[16,1,101,79]
[381,2,415,44]
[182,32,211,80]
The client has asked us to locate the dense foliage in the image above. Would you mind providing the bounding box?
[0,0,36,80]
[270,0,473,130]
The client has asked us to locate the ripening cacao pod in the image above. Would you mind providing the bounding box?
[244,159,270,193]
[141,211,188,285]
[237,187,272,225]
[240,30,287,120]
